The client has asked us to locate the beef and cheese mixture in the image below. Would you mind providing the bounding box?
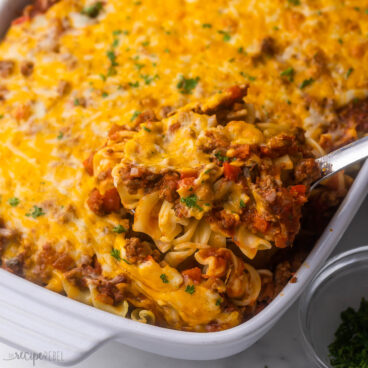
[0,0,367,331]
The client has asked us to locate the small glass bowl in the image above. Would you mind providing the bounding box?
[299,246,368,368]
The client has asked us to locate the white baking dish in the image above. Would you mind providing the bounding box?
[0,0,367,365]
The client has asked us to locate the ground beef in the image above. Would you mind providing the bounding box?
[320,98,368,152]
[261,36,277,56]
[4,253,25,276]
[230,144,251,160]
[92,274,128,306]
[199,130,230,153]
[87,187,121,216]
[260,133,298,158]
[338,97,368,135]
[26,0,60,17]
[159,172,179,202]
[87,188,104,215]
[274,260,293,294]
[20,61,34,77]
[134,109,157,125]
[117,165,163,194]
[294,158,321,185]
[0,60,14,78]
[57,80,71,96]
[125,237,154,264]
[207,209,240,234]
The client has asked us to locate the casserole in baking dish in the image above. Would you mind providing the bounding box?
[0,0,367,363]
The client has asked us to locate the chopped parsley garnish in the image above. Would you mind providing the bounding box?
[99,74,106,81]
[204,169,212,174]
[0,114,4,119]
[215,298,222,306]
[240,71,256,81]
[237,46,245,54]
[81,1,103,18]
[346,67,354,78]
[164,48,170,53]
[131,110,141,121]
[26,205,45,219]
[328,298,368,367]
[112,38,119,48]
[287,0,300,5]
[8,197,20,207]
[57,131,64,140]
[102,92,109,98]
[143,126,151,132]
[338,38,343,44]
[110,247,121,261]
[181,194,203,211]
[214,152,230,162]
[239,199,246,208]
[176,76,200,94]
[300,78,315,89]
[113,30,123,36]
[122,258,131,265]
[140,74,158,85]
[280,67,295,82]
[106,50,118,67]
[107,66,117,77]
[218,30,231,42]
[113,224,126,233]
[160,274,169,283]
[74,98,80,106]
[135,62,145,71]
[129,81,140,88]
[202,23,212,28]
[141,40,150,47]
[185,285,195,294]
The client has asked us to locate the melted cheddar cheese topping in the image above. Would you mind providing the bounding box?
[0,0,367,331]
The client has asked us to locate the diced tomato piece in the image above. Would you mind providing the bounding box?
[102,188,121,213]
[225,85,248,102]
[83,152,95,176]
[178,177,196,189]
[12,16,30,25]
[87,188,104,215]
[180,171,198,179]
[182,267,202,284]
[253,214,268,233]
[290,184,307,195]
[223,162,241,181]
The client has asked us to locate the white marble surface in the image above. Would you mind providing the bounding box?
[0,197,367,368]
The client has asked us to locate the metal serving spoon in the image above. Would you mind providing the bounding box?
[311,135,368,191]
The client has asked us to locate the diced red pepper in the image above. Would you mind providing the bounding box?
[182,267,202,284]
[223,162,241,181]
[12,16,30,25]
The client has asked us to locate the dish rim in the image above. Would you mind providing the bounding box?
[0,0,367,363]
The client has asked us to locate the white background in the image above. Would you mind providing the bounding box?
[0,197,366,368]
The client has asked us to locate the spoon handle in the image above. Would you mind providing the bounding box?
[312,135,368,190]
